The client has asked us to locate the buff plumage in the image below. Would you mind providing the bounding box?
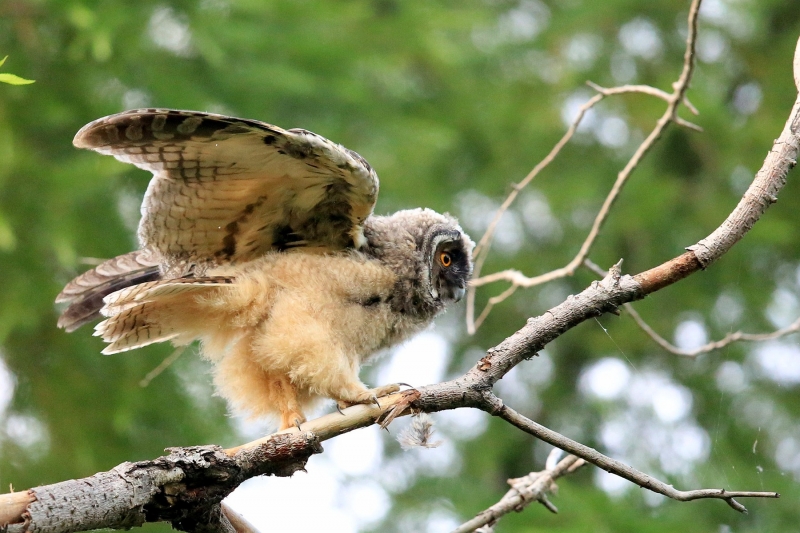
[57,109,474,429]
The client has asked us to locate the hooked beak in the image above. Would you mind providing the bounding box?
[431,284,465,304]
[452,286,465,303]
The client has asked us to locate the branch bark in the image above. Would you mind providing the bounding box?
[452,451,585,533]
[2,432,320,533]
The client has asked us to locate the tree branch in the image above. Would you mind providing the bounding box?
[467,0,703,331]
[483,395,778,513]
[626,303,800,357]
[452,450,585,533]
[2,432,321,533]
[583,258,800,357]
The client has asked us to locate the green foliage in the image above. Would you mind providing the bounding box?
[0,56,35,85]
[0,1,799,532]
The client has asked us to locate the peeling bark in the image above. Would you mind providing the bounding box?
[4,433,320,533]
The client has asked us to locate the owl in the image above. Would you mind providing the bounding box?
[56,109,474,430]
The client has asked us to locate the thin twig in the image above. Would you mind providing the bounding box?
[452,450,585,533]
[626,304,800,357]
[485,394,779,513]
[467,0,704,332]
[586,81,700,117]
[221,502,260,533]
[139,346,186,387]
[466,90,605,332]
[585,249,800,358]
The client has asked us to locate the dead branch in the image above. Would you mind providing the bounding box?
[583,258,800,357]
[1,433,321,533]
[467,0,703,332]
[627,304,800,357]
[486,398,778,513]
[452,450,585,533]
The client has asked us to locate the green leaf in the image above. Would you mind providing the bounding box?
[0,56,7,68]
[0,73,35,85]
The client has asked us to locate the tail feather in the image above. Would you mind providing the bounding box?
[101,327,181,354]
[96,277,234,354]
[103,277,233,310]
[57,250,161,332]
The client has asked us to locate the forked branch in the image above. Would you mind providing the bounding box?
[467,0,704,332]
[484,395,778,513]
[452,450,585,533]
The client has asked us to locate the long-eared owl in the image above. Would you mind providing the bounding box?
[57,109,474,430]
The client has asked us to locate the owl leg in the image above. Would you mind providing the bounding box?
[290,353,405,410]
[275,376,307,431]
[213,339,307,431]
[332,382,402,410]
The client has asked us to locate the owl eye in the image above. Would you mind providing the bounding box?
[439,252,452,268]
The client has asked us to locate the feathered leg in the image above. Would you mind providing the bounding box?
[214,337,307,430]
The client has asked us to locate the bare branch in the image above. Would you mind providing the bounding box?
[485,395,779,513]
[466,89,605,331]
[220,503,260,533]
[1,434,321,533]
[226,389,421,454]
[467,0,704,331]
[452,451,585,533]
[627,304,800,357]
[140,346,186,387]
[584,258,800,356]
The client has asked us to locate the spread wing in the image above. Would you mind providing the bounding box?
[73,109,379,269]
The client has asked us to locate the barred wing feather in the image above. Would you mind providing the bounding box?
[73,109,379,269]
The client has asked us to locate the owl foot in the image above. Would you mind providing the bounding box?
[336,383,402,411]
[378,387,422,429]
[279,410,307,431]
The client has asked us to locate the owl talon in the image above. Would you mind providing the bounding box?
[294,418,303,431]
[397,382,414,389]
[372,396,381,408]
[336,403,347,416]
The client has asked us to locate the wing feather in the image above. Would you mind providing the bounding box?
[96,277,235,354]
[56,251,161,332]
[73,109,379,270]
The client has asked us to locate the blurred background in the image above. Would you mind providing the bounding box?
[1,0,799,531]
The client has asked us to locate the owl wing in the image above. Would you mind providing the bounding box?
[73,109,379,268]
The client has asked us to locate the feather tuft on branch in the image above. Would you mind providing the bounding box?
[397,413,442,450]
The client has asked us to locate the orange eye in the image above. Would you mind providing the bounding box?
[440,252,452,267]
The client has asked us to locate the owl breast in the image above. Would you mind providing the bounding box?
[199,252,429,365]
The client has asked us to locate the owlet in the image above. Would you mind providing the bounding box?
[57,109,474,430]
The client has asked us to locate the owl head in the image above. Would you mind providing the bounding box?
[422,222,473,305]
[364,208,474,316]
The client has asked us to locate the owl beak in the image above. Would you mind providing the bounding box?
[452,286,465,303]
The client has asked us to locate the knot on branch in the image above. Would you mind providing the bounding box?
[143,435,321,528]
[596,259,627,291]
[508,472,559,512]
